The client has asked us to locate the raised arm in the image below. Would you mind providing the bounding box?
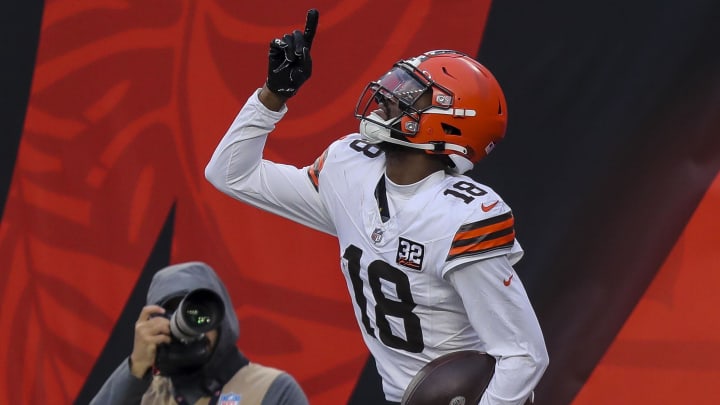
[204,9,335,235]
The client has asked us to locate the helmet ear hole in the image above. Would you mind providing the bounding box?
[441,123,461,135]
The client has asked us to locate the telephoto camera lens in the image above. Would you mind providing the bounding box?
[169,288,225,342]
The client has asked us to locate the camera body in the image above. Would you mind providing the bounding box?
[153,288,225,375]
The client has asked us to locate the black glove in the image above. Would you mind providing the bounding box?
[266,9,319,98]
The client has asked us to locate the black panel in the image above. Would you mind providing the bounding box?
[348,356,399,405]
[476,0,720,403]
[0,0,44,219]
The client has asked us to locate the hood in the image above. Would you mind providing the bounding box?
[148,261,247,401]
[147,261,239,345]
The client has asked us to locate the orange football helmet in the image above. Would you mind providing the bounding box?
[355,50,508,174]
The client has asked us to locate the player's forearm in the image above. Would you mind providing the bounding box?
[479,352,548,405]
[205,89,335,234]
[476,286,549,404]
[448,258,549,404]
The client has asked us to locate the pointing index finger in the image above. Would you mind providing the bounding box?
[303,8,319,50]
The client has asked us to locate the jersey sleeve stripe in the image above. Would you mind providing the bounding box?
[453,212,514,241]
[307,168,319,191]
[447,212,516,261]
[457,212,513,232]
[306,149,328,191]
[451,226,514,248]
[447,232,516,261]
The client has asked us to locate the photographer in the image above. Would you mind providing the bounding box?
[90,261,309,405]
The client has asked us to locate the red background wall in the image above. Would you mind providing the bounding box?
[1,0,718,404]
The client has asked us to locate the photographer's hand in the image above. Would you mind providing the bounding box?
[130,305,171,378]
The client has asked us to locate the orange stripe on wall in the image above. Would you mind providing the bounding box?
[571,171,720,405]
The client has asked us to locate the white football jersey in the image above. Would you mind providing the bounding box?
[309,134,522,399]
[206,90,546,403]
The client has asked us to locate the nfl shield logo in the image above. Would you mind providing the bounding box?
[371,228,384,244]
[219,392,241,405]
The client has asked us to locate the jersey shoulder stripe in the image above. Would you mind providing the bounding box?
[306,135,378,192]
[447,211,515,261]
[306,147,329,191]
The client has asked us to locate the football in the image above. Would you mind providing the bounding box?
[401,350,496,405]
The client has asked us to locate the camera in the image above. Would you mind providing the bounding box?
[153,288,226,375]
[158,288,225,343]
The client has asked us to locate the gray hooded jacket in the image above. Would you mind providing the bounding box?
[89,262,308,405]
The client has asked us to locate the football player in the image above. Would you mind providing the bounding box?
[205,9,549,405]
